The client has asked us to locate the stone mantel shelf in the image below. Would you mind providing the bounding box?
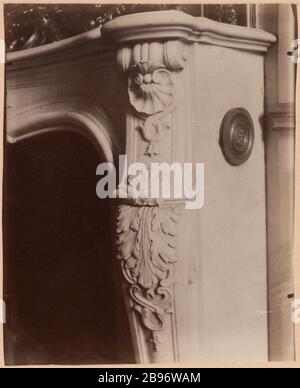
[6,10,276,69]
[103,11,276,52]
[6,27,104,68]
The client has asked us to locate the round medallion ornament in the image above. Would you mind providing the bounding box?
[220,108,255,166]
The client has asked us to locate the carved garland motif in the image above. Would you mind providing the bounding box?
[116,203,182,351]
[128,61,175,157]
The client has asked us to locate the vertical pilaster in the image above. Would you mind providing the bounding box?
[114,40,191,362]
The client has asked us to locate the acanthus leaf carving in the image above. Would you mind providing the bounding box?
[116,203,182,351]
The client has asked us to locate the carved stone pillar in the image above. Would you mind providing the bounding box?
[104,18,191,363]
[103,11,276,362]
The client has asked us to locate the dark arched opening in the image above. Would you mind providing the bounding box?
[3,130,134,365]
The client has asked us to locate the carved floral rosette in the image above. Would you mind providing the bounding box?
[116,203,182,351]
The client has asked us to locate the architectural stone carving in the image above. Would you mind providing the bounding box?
[116,203,182,351]
[101,11,276,361]
[108,17,190,350]
[136,102,174,157]
[4,7,287,365]
[6,97,119,163]
[116,40,189,73]
[128,60,175,156]
[128,61,174,115]
[121,41,186,157]
[5,5,200,53]
[103,11,276,53]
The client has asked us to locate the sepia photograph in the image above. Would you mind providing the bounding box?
[0,2,298,366]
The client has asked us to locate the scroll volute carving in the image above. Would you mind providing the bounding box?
[117,41,189,158]
[117,40,189,73]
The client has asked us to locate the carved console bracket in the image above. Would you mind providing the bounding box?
[103,13,193,355]
[116,200,183,351]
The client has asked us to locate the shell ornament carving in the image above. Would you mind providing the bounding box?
[128,61,174,116]
[128,61,175,157]
[116,204,182,351]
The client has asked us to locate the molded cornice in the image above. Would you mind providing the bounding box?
[103,10,276,53]
[6,10,276,71]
